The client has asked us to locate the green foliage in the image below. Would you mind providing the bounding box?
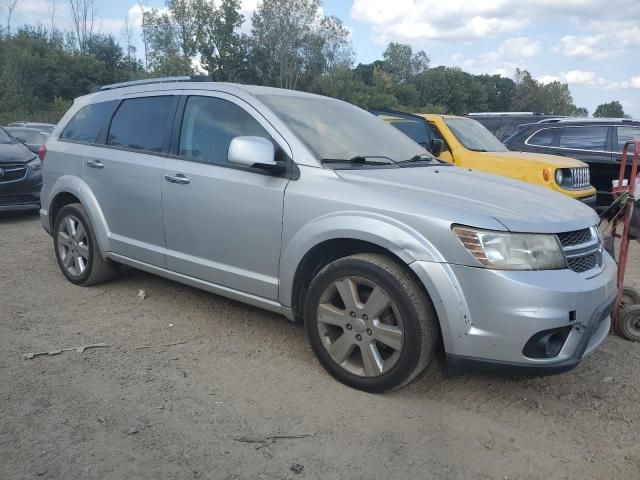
[0,0,593,126]
[594,101,626,118]
[0,25,143,124]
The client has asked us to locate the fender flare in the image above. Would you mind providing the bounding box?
[47,175,111,254]
[278,211,446,308]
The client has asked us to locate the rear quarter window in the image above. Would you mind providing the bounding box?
[60,101,119,144]
[559,126,608,151]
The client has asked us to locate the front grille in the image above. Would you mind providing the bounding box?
[0,163,28,182]
[557,228,592,247]
[567,252,599,273]
[570,167,590,189]
[557,226,602,273]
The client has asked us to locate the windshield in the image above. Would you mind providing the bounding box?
[256,94,426,163]
[7,128,48,144]
[0,128,14,144]
[444,117,508,152]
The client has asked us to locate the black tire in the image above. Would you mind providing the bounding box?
[53,203,115,286]
[617,304,640,342]
[304,253,439,393]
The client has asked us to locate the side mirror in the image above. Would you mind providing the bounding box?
[430,138,444,157]
[228,136,283,172]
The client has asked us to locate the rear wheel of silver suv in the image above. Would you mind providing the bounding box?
[53,203,115,286]
[304,253,439,392]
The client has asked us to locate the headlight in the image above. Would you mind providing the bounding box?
[555,169,564,185]
[27,157,42,172]
[453,226,567,270]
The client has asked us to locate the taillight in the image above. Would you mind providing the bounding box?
[37,144,47,161]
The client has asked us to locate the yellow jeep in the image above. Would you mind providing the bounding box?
[375,111,597,206]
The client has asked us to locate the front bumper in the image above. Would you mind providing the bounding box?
[411,251,617,372]
[577,194,597,209]
[0,172,41,212]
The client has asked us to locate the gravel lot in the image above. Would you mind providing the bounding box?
[1,212,639,480]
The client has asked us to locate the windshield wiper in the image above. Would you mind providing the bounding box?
[398,153,435,164]
[468,148,488,152]
[321,155,396,166]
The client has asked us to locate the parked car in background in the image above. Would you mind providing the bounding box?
[41,78,616,392]
[374,110,596,207]
[5,126,50,154]
[0,126,42,212]
[466,112,564,142]
[504,118,640,208]
[7,121,56,133]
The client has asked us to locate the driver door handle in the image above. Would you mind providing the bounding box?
[86,159,104,169]
[164,173,191,185]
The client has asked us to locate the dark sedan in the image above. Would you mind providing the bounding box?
[0,127,42,212]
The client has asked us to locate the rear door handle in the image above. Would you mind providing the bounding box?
[164,173,190,185]
[86,159,104,169]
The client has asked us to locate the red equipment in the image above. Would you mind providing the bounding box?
[605,140,640,341]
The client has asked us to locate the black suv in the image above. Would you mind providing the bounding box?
[467,113,563,142]
[504,118,640,207]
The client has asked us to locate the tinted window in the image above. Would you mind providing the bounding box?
[559,126,608,151]
[61,101,118,144]
[617,126,640,151]
[387,117,430,146]
[528,128,557,146]
[108,96,174,152]
[179,96,271,163]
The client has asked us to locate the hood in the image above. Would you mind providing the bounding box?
[486,150,587,168]
[336,165,598,233]
[0,142,35,164]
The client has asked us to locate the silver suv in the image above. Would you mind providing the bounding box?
[40,78,617,392]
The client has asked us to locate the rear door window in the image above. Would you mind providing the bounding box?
[60,100,118,144]
[527,128,557,147]
[107,96,175,153]
[558,126,608,151]
[616,126,640,151]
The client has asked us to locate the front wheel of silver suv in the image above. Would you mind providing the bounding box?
[304,253,439,393]
[53,203,115,286]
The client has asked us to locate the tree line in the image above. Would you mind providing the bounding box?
[0,0,629,124]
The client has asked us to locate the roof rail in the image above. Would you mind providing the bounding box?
[466,112,547,116]
[540,117,638,124]
[97,75,210,92]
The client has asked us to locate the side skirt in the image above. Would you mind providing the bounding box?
[107,252,294,320]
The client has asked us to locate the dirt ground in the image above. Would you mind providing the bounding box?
[1,212,639,480]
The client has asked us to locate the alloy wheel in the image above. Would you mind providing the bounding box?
[57,215,90,277]
[316,276,404,377]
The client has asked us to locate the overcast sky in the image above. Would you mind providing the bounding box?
[7,0,640,117]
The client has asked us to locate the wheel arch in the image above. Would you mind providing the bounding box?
[47,176,110,255]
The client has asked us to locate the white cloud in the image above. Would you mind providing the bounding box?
[351,0,640,44]
[537,70,606,85]
[606,76,640,90]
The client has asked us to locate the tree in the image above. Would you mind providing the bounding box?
[474,74,515,111]
[137,0,149,69]
[594,101,625,118]
[318,15,353,72]
[543,81,575,116]
[381,42,429,84]
[4,0,19,37]
[68,0,96,54]
[142,0,202,76]
[572,106,588,117]
[197,0,247,81]
[250,0,327,89]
